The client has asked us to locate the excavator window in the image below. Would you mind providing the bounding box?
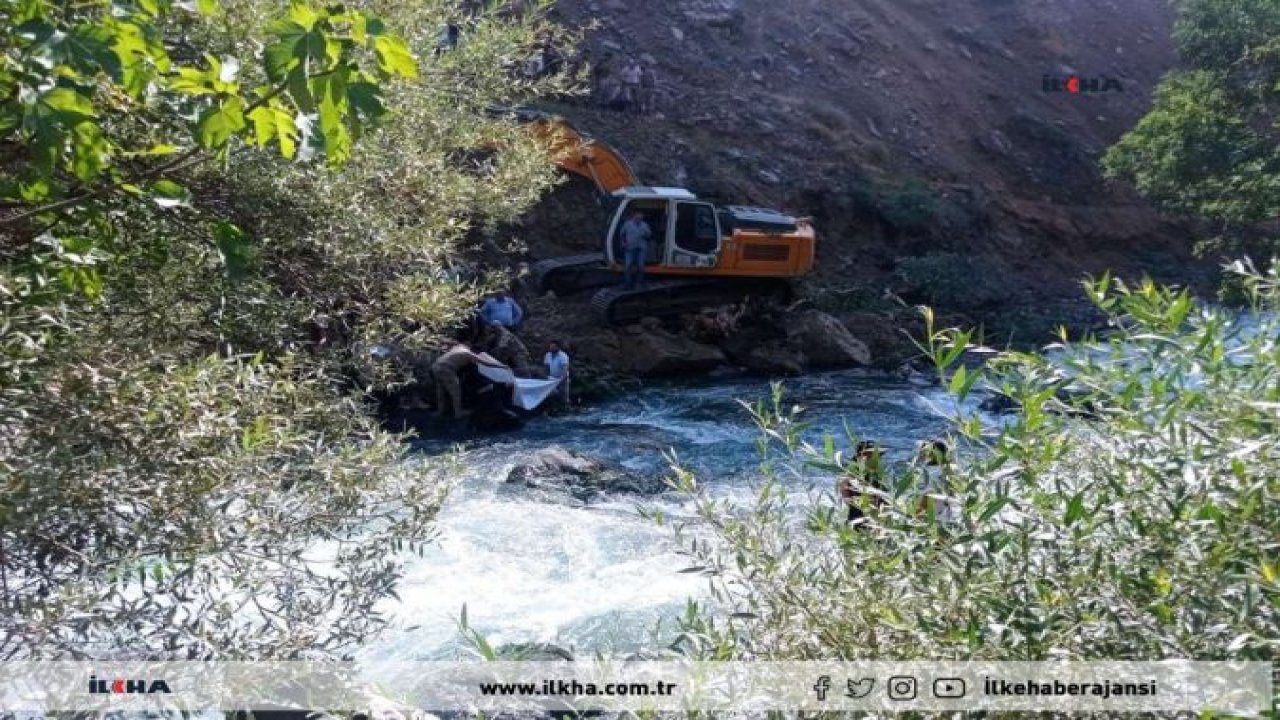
[674,202,720,255]
[646,213,666,264]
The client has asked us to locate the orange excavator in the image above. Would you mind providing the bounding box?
[501,108,816,324]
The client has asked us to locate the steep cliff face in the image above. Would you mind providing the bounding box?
[522,0,1198,297]
[480,0,1212,389]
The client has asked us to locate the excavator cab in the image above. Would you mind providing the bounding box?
[604,188,722,271]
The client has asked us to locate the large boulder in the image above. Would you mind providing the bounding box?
[721,327,807,376]
[682,304,747,343]
[504,446,666,501]
[785,309,872,368]
[494,642,575,661]
[508,446,600,480]
[614,323,726,377]
[839,311,921,369]
[737,343,807,375]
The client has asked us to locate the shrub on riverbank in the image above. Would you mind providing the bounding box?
[1,0,571,658]
[666,262,1279,663]
[896,252,1010,309]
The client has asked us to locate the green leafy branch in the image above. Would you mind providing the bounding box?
[0,0,418,232]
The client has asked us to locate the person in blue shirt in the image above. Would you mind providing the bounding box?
[479,291,524,329]
[544,339,571,405]
[619,210,652,290]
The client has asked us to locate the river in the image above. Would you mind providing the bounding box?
[359,369,974,662]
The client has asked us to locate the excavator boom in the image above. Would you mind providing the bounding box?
[501,107,641,195]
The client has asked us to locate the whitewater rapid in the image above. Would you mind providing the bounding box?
[359,370,971,661]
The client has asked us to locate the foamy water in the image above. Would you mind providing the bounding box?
[359,370,973,661]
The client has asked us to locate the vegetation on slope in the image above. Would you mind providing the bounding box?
[668,264,1279,663]
[0,0,570,658]
[1105,0,1280,253]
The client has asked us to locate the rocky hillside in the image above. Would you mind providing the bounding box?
[482,0,1213,389]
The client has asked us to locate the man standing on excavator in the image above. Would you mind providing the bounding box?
[620,210,651,290]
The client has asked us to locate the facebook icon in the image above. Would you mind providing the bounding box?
[813,675,832,701]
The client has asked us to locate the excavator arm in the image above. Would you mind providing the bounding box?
[495,107,641,195]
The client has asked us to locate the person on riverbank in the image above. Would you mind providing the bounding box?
[544,340,571,405]
[479,290,524,330]
[914,439,958,523]
[432,343,509,420]
[620,210,651,290]
[916,439,950,474]
[481,324,536,377]
[839,441,886,526]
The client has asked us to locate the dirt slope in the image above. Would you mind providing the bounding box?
[520,0,1199,298]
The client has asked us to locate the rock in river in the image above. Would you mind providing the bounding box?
[785,309,872,368]
[504,446,666,501]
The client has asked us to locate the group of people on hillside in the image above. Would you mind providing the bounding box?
[596,57,658,114]
[438,7,661,114]
[428,291,571,422]
[838,439,957,526]
[437,1,567,73]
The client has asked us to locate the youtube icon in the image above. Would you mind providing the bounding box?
[933,678,967,699]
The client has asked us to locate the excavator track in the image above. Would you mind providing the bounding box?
[591,278,790,325]
[530,253,618,296]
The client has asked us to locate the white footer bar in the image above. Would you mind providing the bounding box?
[0,661,1272,714]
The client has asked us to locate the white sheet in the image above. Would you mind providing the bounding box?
[475,354,564,410]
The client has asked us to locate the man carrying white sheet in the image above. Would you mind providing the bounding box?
[432,343,510,420]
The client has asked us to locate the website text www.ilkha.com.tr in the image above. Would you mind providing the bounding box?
[478,678,678,699]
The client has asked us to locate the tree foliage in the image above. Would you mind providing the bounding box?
[1,0,416,219]
[666,265,1279,664]
[1,0,574,658]
[1103,0,1280,244]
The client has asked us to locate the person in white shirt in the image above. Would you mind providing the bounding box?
[543,340,571,405]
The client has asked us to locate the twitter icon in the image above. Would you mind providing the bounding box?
[846,678,876,699]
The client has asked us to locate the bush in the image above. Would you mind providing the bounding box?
[877,180,939,233]
[798,282,886,314]
[0,354,450,658]
[664,264,1279,664]
[0,0,572,659]
[895,252,1010,309]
